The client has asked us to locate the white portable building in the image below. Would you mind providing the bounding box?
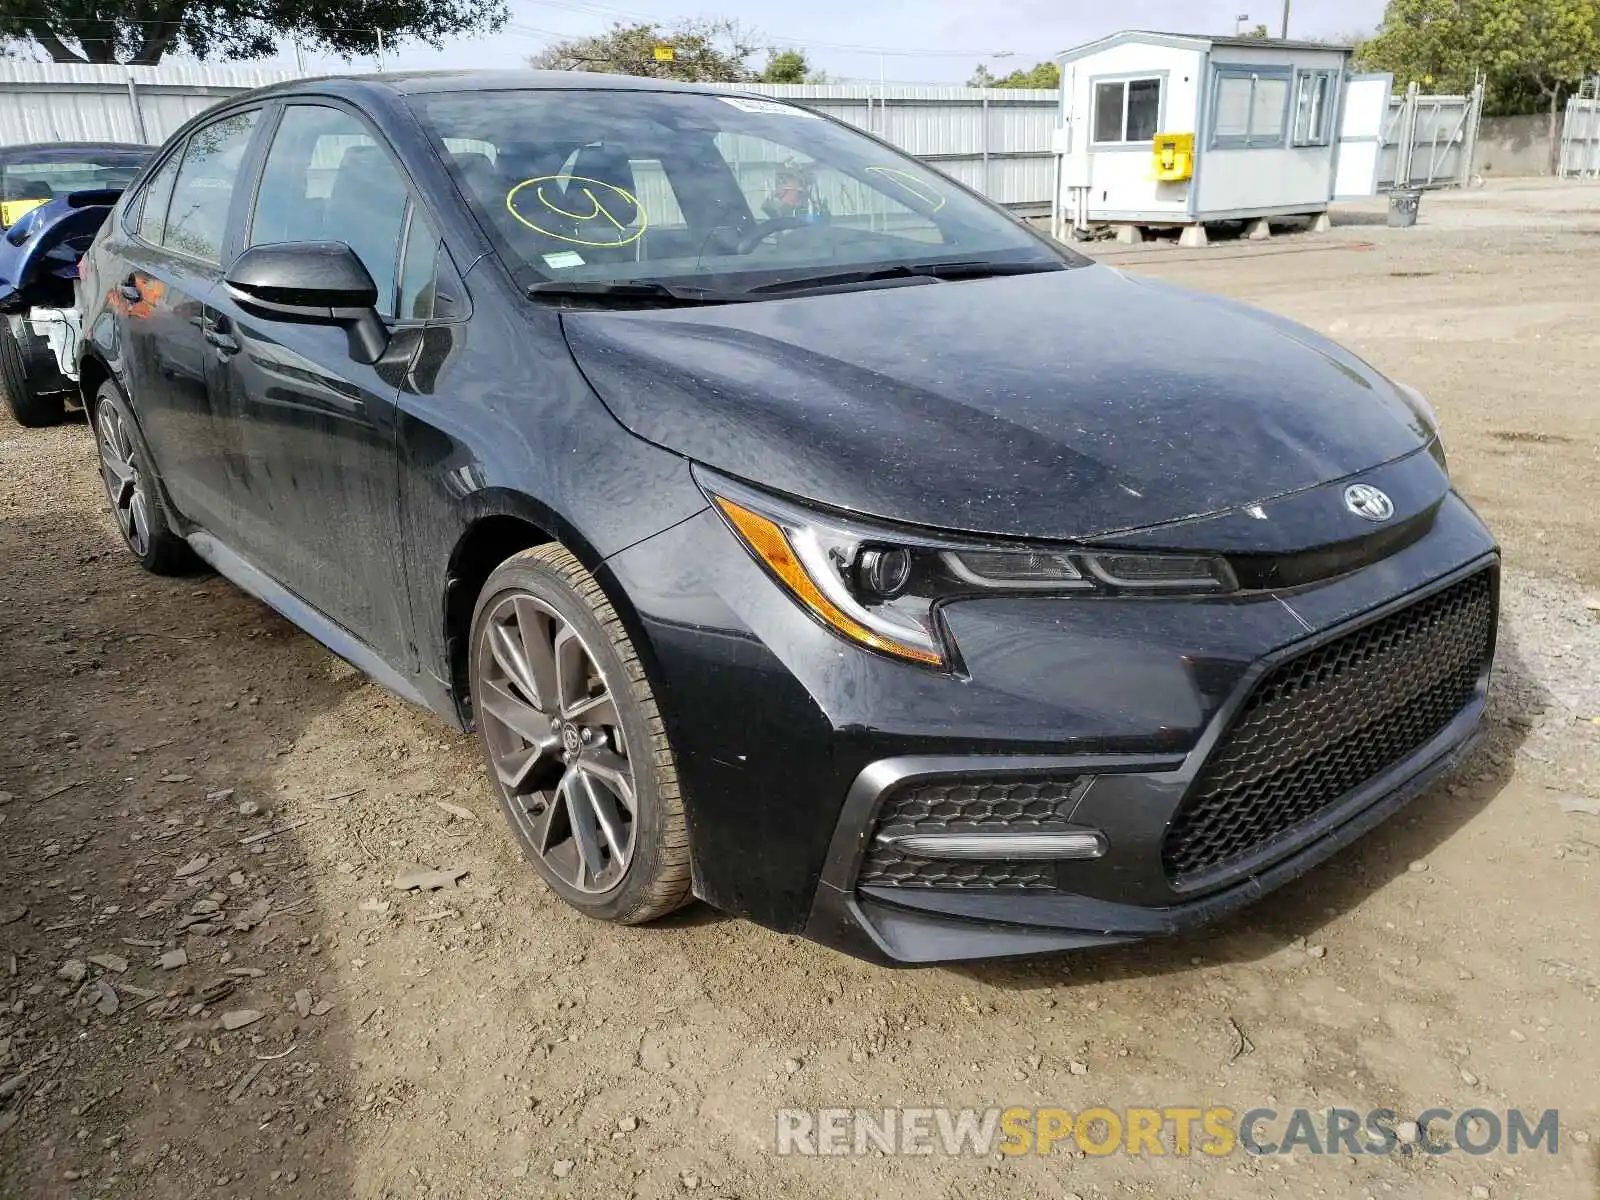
[1053,31,1393,238]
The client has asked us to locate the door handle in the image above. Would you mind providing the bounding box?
[118,274,141,302]
[204,328,240,355]
[202,314,240,356]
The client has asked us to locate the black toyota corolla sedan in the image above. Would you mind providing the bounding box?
[75,72,1498,964]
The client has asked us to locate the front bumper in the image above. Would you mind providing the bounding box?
[602,479,1499,964]
[805,644,1488,965]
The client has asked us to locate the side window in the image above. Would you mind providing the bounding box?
[622,157,687,230]
[251,104,409,317]
[134,152,181,245]
[1293,70,1336,146]
[1092,78,1163,145]
[163,109,260,263]
[397,204,439,320]
[1211,69,1291,150]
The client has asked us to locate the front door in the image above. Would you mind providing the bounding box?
[207,102,427,666]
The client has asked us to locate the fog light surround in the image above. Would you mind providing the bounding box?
[877,830,1108,861]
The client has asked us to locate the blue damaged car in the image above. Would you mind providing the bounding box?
[0,141,149,426]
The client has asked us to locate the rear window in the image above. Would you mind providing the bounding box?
[0,150,148,226]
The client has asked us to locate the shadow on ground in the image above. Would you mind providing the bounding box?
[0,495,361,1199]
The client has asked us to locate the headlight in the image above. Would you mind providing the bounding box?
[1395,382,1448,475]
[703,474,1236,670]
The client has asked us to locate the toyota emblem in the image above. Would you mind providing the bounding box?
[1343,483,1395,522]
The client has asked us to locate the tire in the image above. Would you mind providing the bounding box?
[0,318,64,428]
[91,382,196,575]
[469,543,691,924]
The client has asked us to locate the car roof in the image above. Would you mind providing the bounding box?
[0,141,151,159]
[239,69,764,102]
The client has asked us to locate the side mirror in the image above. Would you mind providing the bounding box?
[224,241,389,365]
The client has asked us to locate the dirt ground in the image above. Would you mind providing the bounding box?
[2,178,1598,1200]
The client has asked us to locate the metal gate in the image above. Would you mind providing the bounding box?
[1560,77,1600,178]
[1379,81,1484,190]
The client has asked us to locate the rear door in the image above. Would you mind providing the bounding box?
[115,108,262,532]
[1333,73,1394,200]
[204,101,427,665]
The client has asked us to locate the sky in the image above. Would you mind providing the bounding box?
[274,0,1390,82]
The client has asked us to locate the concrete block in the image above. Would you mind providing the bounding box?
[1177,224,1209,249]
[1115,224,1144,245]
[1308,211,1333,233]
[1246,217,1272,241]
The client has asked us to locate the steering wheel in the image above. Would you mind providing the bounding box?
[734,216,812,255]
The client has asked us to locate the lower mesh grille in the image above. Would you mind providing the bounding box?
[859,778,1083,890]
[1162,570,1495,885]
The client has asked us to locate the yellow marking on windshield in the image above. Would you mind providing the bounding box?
[505,175,646,248]
[864,167,946,212]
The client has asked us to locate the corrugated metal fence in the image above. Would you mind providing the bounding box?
[0,63,1490,208]
[0,64,1060,210]
[707,83,1060,210]
[0,62,304,145]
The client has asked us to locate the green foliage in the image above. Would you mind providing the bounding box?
[0,0,509,64]
[529,18,761,82]
[1475,0,1600,95]
[1360,0,1600,111]
[967,60,1060,89]
[759,48,821,83]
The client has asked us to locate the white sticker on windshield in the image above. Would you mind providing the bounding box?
[542,250,586,269]
[718,96,821,118]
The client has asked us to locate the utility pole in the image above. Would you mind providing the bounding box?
[375,29,386,73]
[292,38,304,72]
[1280,0,1291,38]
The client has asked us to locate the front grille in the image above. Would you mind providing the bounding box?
[859,777,1084,890]
[1163,570,1495,885]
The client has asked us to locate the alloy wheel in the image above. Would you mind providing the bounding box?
[97,404,150,557]
[476,592,636,894]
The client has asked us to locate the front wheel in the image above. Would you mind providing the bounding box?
[469,544,691,924]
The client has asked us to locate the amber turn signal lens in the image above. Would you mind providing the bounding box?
[713,496,944,667]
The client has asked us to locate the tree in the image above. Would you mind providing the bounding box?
[1360,0,1600,167]
[0,0,509,65]
[759,47,824,83]
[529,18,760,82]
[968,60,1060,88]
[1476,0,1600,151]
[1358,0,1478,92]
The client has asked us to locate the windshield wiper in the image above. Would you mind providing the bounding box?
[742,259,1063,296]
[526,279,745,305]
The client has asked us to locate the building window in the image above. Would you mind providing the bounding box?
[1092,77,1163,145]
[1293,69,1337,146]
[1210,67,1291,149]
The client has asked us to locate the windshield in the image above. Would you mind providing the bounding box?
[413,89,1078,294]
[0,150,149,227]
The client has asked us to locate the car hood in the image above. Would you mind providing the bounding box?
[560,266,1431,540]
